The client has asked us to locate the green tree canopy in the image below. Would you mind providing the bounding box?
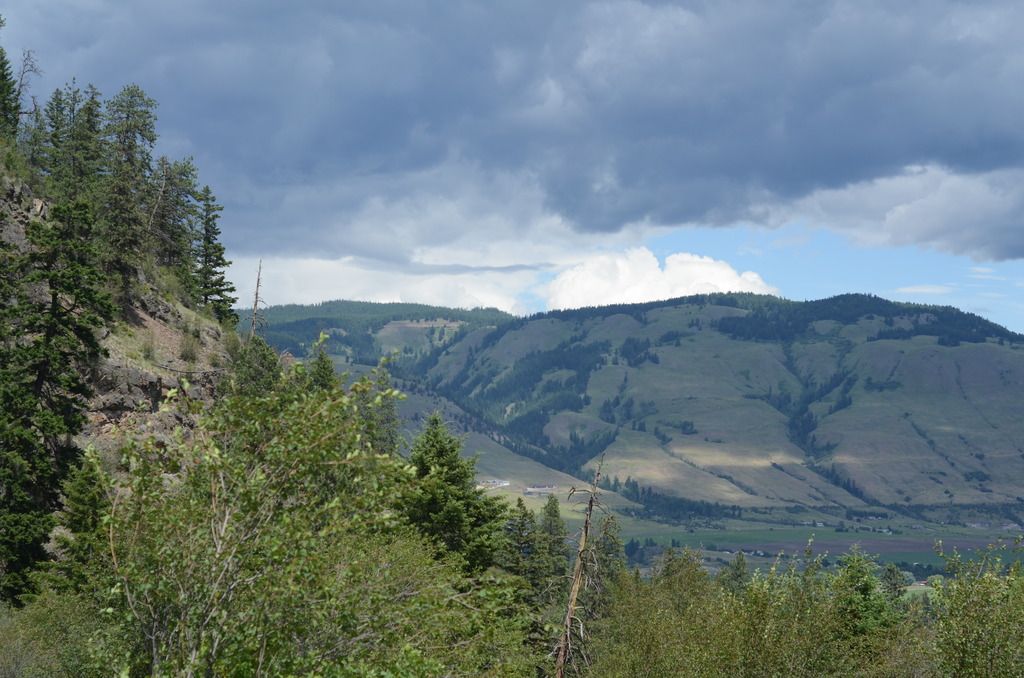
[101,83,156,300]
[399,413,506,573]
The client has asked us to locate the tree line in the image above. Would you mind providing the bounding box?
[0,15,235,605]
[3,22,235,319]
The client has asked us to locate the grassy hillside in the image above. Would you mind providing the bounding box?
[408,293,1024,523]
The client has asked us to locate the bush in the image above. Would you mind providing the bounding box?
[934,549,1024,676]
[178,331,199,362]
[140,330,156,361]
[87,377,532,675]
[589,547,935,676]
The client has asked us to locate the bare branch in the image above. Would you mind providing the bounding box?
[16,49,41,115]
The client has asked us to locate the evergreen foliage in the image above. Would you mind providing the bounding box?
[149,156,199,288]
[195,184,237,322]
[357,365,402,455]
[0,202,114,601]
[399,413,507,573]
[36,450,110,594]
[0,42,18,139]
[501,498,545,593]
[538,494,570,583]
[223,335,280,398]
[308,347,338,391]
[101,83,156,301]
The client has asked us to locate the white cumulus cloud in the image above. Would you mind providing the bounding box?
[229,256,538,314]
[545,248,777,310]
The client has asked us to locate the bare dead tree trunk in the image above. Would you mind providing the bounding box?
[553,463,603,678]
[249,259,263,340]
[16,49,40,114]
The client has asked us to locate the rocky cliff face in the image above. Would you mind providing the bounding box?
[1,174,229,458]
[78,295,228,457]
[0,176,34,247]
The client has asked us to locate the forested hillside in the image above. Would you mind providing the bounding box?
[242,298,511,363]
[405,293,1024,523]
[0,14,236,603]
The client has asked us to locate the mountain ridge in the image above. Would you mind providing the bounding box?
[257,292,1024,525]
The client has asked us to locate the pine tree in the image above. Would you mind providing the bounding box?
[538,494,570,576]
[590,514,625,614]
[399,413,506,573]
[224,335,280,398]
[195,185,237,323]
[881,562,906,603]
[501,498,544,592]
[42,83,82,200]
[65,84,104,205]
[717,550,749,594]
[102,83,156,302]
[38,452,110,593]
[357,366,400,455]
[0,39,18,138]
[41,86,69,181]
[308,347,338,391]
[150,157,200,296]
[18,104,47,182]
[0,201,115,601]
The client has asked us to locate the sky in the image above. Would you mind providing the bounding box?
[5,1,1024,330]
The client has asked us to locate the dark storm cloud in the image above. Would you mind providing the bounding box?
[5,0,1024,260]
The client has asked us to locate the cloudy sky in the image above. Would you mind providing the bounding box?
[6,1,1024,329]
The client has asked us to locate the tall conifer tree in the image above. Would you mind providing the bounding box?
[102,83,156,302]
[65,84,104,205]
[501,498,544,593]
[0,202,114,601]
[536,494,570,606]
[0,17,18,139]
[150,157,201,298]
[399,414,506,573]
[195,184,237,322]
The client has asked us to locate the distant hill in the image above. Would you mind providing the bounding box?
[397,293,1024,523]
[239,299,512,363]
[256,293,1024,525]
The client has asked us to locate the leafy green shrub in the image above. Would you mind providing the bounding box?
[83,376,532,675]
[934,549,1024,676]
[589,547,935,677]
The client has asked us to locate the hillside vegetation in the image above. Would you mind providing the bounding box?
[0,25,236,601]
[394,293,1024,523]
[243,298,511,363]
[6,13,1024,674]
